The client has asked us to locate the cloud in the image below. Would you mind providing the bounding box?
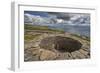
[47,12,73,20]
[24,12,90,26]
[47,12,90,25]
[70,14,90,25]
[24,13,51,24]
[24,13,33,23]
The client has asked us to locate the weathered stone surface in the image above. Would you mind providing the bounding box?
[56,53,69,59]
[24,48,40,61]
[71,52,78,59]
[73,51,86,59]
[62,53,69,59]
[31,48,41,56]
[24,32,90,61]
[79,49,89,56]
[40,50,57,60]
[67,52,73,59]
[82,47,90,52]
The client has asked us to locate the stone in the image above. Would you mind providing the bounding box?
[24,30,90,61]
[79,49,89,56]
[39,36,82,53]
[71,52,78,59]
[63,53,69,59]
[58,52,73,59]
[61,52,70,59]
[32,48,40,55]
[40,50,57,60]
[67,52,73,59]
[82,47,90,52]
[74,51,86,59]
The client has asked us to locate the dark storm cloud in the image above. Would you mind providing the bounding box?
[47,12,90,21]
[48,12,71,20]
[47,12,72,20]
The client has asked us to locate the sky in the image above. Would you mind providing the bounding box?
[24,11,50,17]
[24,11,90,26]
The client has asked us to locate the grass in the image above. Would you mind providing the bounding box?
[24,34,41,41]
[24,24,65,41]
[24,24,90,41]
[24,24,65,33]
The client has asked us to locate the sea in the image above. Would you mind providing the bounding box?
[49,24,90,37]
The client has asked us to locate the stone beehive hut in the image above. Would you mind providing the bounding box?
[39,36,82,53]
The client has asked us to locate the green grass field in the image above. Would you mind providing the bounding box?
[24,24,65,41]
[24,34,41,41]
[24,24,65,33]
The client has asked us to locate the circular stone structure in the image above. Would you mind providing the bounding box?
[39,36,82,53]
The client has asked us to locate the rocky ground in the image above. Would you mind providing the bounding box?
[24,28,90,61]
